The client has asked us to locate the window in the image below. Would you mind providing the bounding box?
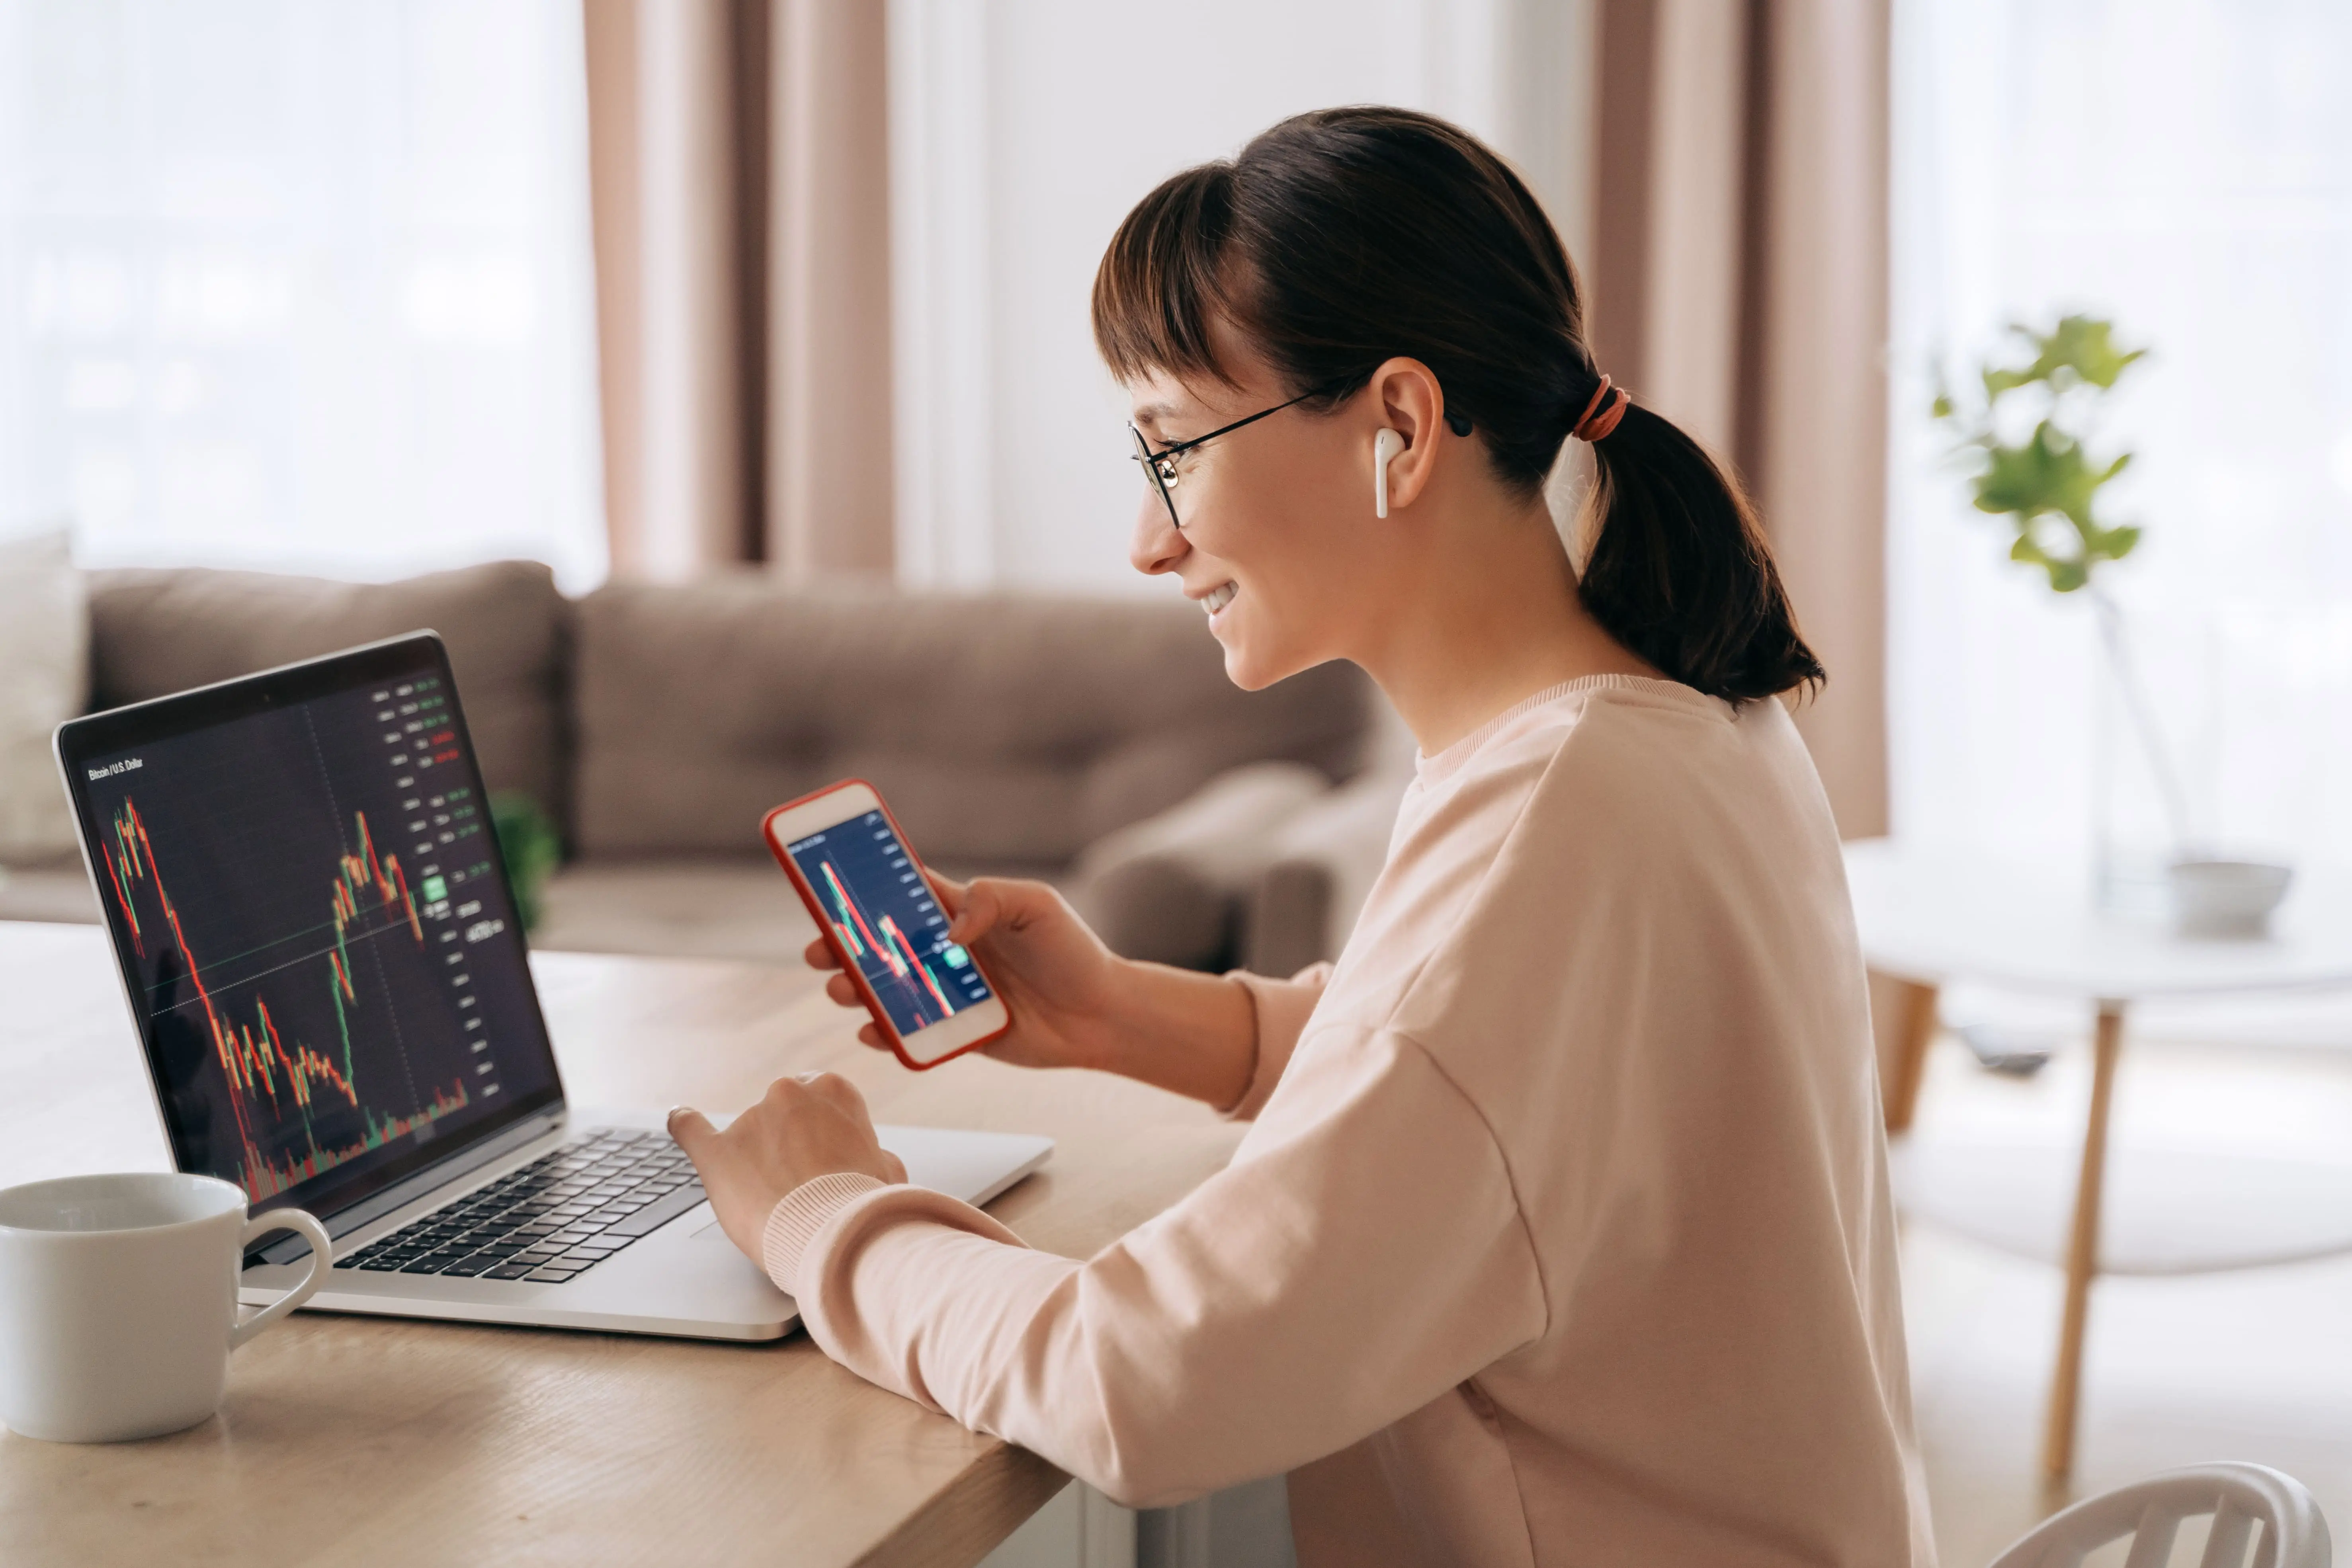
[0,0,605,588]
[1890,0,2352,865]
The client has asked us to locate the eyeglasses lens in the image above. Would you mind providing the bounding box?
[1131,426,1182,528]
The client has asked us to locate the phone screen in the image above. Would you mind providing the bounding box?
[785,810,994,1038]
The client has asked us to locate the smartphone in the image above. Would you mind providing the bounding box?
[763,780,1012,1070]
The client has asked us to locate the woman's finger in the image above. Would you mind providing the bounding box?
[945,879,1007,946]
[803,935,843,972]
[666,1105,719,1158]
[920,864,967,914]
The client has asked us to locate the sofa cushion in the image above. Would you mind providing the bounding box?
[1067,762,1333,969]
[534,859,817,965]
[87,562,570,821]
[571,578,1373,864]
[0,863,98,925]
[530,851,1072,967]
[0,531,87,862]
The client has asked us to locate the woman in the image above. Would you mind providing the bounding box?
[671,107,1930,1566]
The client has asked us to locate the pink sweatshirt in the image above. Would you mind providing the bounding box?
[762,676,1934,1566]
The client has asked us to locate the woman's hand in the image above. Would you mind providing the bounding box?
[803,865,1261,1107]
[668,1073,907,1262]
[803,871,1126,1073]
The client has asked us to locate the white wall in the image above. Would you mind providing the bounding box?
[888,0,1594,594]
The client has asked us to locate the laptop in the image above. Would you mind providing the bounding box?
[53,632,1051,1341]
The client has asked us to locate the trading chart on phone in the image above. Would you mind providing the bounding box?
[77,672,555,1206]
[788,811,991,1037]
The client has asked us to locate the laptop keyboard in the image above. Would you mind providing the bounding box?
[333,1129,707,1284]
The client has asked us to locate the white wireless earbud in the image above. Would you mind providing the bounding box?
[1374,428,1406,518]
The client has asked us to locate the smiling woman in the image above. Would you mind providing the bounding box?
[672,107,1929,1568]
[1094,107,1822,725]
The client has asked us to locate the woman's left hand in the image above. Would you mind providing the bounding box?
[668,1072,908,1262]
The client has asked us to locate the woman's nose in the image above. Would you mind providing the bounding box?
[1129,490,1188,577]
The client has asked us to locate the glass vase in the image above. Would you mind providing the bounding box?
[2089,596,2202,920]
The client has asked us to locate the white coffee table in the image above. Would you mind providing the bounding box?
[1844,839,2352,1486]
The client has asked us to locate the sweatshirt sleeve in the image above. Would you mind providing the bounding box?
[1221,961,1330,1121]
[764,1018,1545,1509]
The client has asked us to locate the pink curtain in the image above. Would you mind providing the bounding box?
[1586,0,1892,840]
[581,0,894,582]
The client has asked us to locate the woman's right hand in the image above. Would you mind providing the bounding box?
[802,870,1124,1072]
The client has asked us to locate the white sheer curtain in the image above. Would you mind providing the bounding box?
[1889,0,2352,872]
[0,0,605,588]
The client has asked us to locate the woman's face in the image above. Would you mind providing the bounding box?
[1123,340,1392,691]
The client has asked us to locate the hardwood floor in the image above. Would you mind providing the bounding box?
[1899,1031,2352,1566]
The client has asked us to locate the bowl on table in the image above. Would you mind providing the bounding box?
[2166,859,2293,939]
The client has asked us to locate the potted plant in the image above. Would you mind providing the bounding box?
[1929,316,2289,936]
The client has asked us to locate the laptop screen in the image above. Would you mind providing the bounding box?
[59,635,564,1220]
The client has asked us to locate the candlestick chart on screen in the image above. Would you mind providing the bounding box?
[71,665,555,1216]
[788,810,992,1038]
[101,796,470,1199]
[815,859,960,1029]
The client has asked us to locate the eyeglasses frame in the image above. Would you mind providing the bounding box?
[1128,376,1355,531]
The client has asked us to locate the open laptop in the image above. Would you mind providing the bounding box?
[53,632,1050,1342]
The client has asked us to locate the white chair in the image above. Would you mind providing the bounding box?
[1988,1463,2331,1568]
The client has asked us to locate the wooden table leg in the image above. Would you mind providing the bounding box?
[1883,978,1940,1135]
[2042,999,2126,1489]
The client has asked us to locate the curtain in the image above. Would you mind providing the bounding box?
[1586,0,1893,839]
[580,0,893,581]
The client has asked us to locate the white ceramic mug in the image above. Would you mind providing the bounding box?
[0,1171,332,1442]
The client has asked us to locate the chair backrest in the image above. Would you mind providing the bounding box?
[1987,1463,2331,1568]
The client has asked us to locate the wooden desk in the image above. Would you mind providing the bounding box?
[0,922,1244,1567]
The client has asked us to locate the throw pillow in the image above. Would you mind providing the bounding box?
[0,530,89,863]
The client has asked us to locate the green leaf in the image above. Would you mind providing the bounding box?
[1934,313,2150,596]
[491,791,564,933]
[1970,422,2110,524]
[1982,315,2149,402]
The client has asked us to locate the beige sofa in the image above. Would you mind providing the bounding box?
[0,561,1405,975]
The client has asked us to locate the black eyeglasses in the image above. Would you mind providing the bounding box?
[1128,378,1351,530]
[1128,377,1473,529]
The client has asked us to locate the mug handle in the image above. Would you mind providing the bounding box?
[229,1209,335,1351]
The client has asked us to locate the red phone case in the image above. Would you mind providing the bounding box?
[762,779,1012,1072]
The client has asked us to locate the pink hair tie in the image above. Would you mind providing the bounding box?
[1571,375,1629,442]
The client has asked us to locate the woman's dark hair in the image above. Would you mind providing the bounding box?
[1091,106,1823,704]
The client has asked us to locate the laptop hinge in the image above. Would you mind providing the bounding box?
[246,1108,569,1267]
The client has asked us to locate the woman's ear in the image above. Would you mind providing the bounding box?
[1369,357,1443,516]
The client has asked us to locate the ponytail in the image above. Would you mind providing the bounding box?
[1092,104,1825,704]
[1579,401,1823,701]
